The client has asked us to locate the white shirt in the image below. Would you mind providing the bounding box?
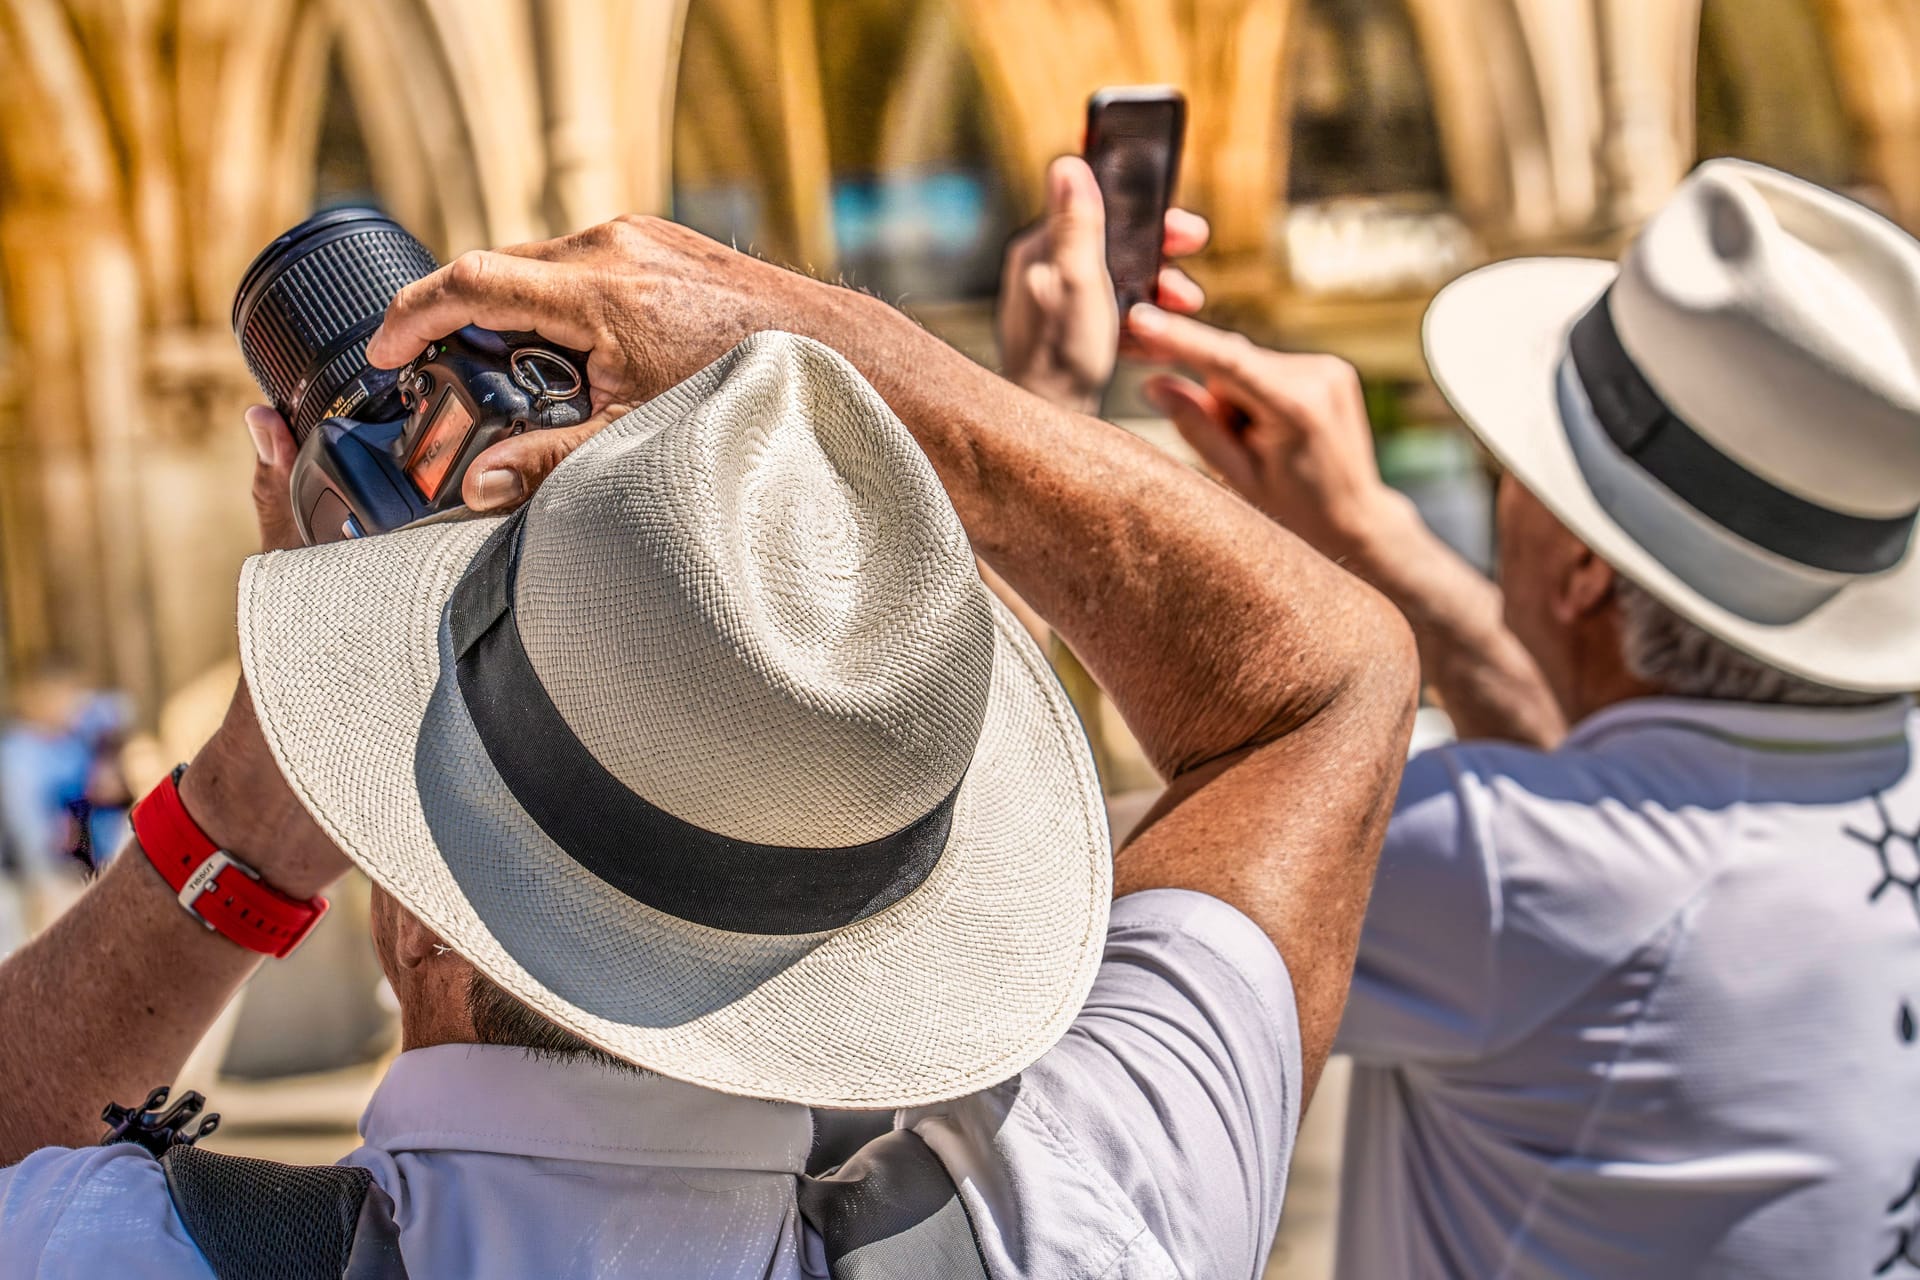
[1336,696,1920,1279]
[0,889,1299,1279]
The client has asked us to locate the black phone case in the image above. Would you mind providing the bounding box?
[1085,88,1187,318]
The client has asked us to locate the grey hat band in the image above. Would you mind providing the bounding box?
[447,512,961,937]
[1570,288,1918,576]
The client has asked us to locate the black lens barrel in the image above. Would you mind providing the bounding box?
[232,208,438,444]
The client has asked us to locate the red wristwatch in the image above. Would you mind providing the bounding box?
[130,765,329,959]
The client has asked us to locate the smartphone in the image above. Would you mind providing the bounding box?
[1084,86,1187,319]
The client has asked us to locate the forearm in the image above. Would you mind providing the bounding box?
[1339,493,1565,747]
[0,851,261,1160]
[1006,366,1101,419]
[790,288,1395,774]
[1114,661,1411,1102]
[0,686,344,1162]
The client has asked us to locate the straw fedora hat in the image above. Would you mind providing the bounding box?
[1425,159,1920,692]
[238,331,1111,1108]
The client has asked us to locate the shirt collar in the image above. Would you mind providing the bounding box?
[360,1044,813,1174]
[1565,694,1915,753]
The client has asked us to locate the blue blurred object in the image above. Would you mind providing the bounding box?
[0,690,132,878]
[833,171,986,256]
[0,726,89,874]
[833,169,1002,298]
[674,168,1006,301]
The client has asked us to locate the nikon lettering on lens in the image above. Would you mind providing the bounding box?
[232,209,439,445]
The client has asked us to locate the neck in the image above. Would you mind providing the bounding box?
[1555,613,1660,727]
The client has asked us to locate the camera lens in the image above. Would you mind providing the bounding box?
[232,208,439,444]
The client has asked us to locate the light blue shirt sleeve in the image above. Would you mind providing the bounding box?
[907,889,1300,1280]
[0,1144,214,1278]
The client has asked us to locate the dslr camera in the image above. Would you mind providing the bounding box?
[232,209,592,544]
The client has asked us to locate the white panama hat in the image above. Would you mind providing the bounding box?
[239,331,1112,1108]
[1426,159,1920,692]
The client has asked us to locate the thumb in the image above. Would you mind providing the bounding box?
[1144,375,1256,493]
[462,417,612,512]
[245,406,303,552]
[1044,156,1108,289]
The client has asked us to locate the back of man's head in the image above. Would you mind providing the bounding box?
[1614,577,1885,707]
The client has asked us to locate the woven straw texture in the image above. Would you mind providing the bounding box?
[239,332,1112,1107]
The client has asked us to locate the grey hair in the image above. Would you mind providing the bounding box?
[1614,577,1885,707]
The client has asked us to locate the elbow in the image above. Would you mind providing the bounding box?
[1224,576,1420,772]
[1334,581,1422,750]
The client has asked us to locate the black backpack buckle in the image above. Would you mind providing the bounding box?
[100,1085,221,1157]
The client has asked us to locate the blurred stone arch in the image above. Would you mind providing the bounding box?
[1691,0,1920,225]
[0,0,686,715]
[672,0,1020,299]
[667,0,1604,298]
[1821,0,1920,224]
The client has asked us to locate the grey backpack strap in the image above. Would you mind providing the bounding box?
[797,1128,989,1280]
[806,1109,898,1177]
[159,1144,408,1280]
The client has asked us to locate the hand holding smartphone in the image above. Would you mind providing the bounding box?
[1084,86,1187,320]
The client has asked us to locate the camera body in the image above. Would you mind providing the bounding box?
[291,326,590,543]
[233,208,592,545]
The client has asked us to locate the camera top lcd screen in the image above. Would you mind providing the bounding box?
[405,393,476,502]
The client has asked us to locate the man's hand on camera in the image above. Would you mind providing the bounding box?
[188,405,353,899]
[245,404,304,552]
[364,217,812,513]
[997,156,1209,415]
[1129,305,1408,560]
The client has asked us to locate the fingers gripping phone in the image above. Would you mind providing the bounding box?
[1085,86,1187,319]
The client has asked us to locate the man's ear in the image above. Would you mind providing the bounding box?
[385,899,451,972]
[1553,545,1616,624]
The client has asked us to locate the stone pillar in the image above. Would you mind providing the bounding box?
[1593,0,1702,228]
[1819,0,1920,228]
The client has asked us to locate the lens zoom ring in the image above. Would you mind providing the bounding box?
[238,228,437,418]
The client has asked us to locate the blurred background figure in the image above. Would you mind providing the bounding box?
[0,666,131,939]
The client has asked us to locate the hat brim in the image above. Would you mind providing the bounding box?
[238,434,1110,1112]
[1426,257,1920,693]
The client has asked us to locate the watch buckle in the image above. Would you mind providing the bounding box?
[177,850,257,928]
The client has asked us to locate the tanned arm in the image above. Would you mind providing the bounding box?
[0,412,352,1161]
[368,216,1422,1097]
[1127,306,1567,747]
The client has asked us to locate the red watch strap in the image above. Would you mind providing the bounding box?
[131,767,328,959]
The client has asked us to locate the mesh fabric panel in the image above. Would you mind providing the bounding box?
[161,1144,373,1280]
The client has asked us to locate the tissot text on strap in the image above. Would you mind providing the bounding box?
[131,765,329,959]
